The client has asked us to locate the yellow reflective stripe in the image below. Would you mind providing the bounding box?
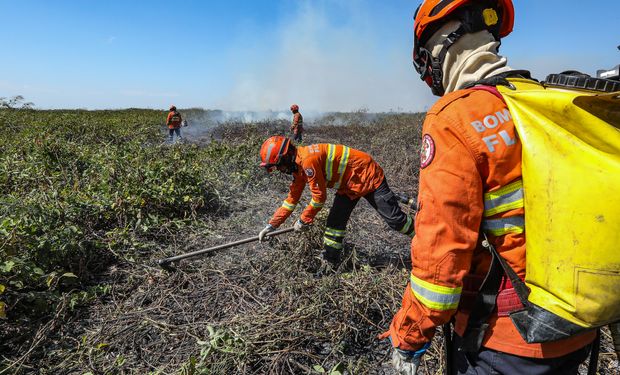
[399,215,413,234]
[482,216,524,236]
[484,180,524,217]
[310,199,324,209]
[281,200,296,211]
[325,144,336,182]
[323,237,343,249]
[333,146,350,190]
[325,227,345,237]
[410,273,461,311]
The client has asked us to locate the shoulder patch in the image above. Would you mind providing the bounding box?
[420,134,435,169]
[304,168,315,177]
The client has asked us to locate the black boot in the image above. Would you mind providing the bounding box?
[321,247,342,268]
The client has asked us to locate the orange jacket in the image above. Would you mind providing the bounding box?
[290,112,303,134]
[385,88,595,358]
[269,143,384,227]
[166,111,182,129]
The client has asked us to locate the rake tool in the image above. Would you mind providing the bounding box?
[157,227,295,271]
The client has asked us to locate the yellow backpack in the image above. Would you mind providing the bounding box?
[492,74,620,343]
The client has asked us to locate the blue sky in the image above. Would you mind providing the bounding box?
[1,0,618,112]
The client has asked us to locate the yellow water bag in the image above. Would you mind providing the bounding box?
[497,78,620,330]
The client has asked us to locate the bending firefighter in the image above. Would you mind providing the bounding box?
[166,105,183,143]
[258,136,414,267]
[382,1,596,374]
[290,104,303,143]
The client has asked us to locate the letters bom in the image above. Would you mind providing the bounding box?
[470,108,516,152]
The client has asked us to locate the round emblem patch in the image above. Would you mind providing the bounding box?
[304,168,315,177]
[420,134,435,169]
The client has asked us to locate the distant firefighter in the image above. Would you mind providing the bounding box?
[289,104,303,143]
[166,105,183,143]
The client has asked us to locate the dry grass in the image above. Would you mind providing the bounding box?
[1,113,618,374]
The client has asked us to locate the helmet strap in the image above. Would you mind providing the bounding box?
[278,147,297,175]
[420,4,503,96]
[428,25,465,96]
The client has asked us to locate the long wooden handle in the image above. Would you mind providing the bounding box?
[157,227,295,266]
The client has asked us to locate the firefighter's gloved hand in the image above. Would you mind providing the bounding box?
[258,224,275,242]
[293,219,310,232]
[391,343,430,375]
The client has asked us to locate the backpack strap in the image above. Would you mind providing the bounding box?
[459,235,504,353]
[459,74,532,352]
[469,85,504,101]
[464,70,534,102]
[587,329,600,375]
[459,233,531,353]
[463,70,533,90]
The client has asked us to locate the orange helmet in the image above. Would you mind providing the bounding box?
[290,104,299,112]
[259,136,292,172]
[412,0,514,96]
[169,105,177,111]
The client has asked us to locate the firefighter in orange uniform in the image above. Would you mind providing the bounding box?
[290,104,303,143]
[382,1,595,374]
[166,105,183,143]
[258,136,414,267]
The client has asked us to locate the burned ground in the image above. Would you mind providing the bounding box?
[1,110,617,374]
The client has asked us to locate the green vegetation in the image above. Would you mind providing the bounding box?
[0,109,425,374]
[2,109,615,374]
[0,109,267,321]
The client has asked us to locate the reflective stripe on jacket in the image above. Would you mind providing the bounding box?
[291,112,303,134]
[386,88,595,358]
[269,143,384,227]
[167,111,183,129]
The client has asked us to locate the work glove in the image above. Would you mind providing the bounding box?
[258,224,275,242]
[293,219,310,232]
[390,343,430,375]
